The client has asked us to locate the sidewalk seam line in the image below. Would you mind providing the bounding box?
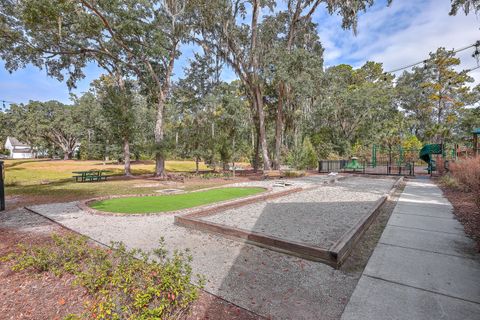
[385,224,464,236]
[391,212,454,220]
[387,224,462,235]
[377,242,479,261]
[362,274,480,305]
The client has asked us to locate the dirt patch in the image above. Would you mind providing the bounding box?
[186,292,264,320]
[438,184,480,252]
[0,227,89,320]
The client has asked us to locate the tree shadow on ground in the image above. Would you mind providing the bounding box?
[194,180,403,319]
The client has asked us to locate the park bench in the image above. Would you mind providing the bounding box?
[73,170,111,182]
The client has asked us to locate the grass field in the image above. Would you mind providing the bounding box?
[3,159,251,209]
[90,187,265,214]
[4,159,210,186]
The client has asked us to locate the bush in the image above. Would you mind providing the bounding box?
[449,157,480,208]
[438,174,459,189]
[283,170,306,178]
[285,137,318,170]
[4,234,203,319]
[300,137,318,170]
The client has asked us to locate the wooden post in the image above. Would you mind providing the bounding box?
[474,133,479,157]
[0,161,4,211]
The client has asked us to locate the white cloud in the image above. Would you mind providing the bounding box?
[316,0,480,83]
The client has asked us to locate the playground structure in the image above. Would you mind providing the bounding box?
[319,130,480,176]
[319,145,417,176]
[419,144,443,174]
[418,128,480,175]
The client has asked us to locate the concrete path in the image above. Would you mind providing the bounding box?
[341,179,480,320]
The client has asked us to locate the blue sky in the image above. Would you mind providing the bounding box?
[0,0,479,105]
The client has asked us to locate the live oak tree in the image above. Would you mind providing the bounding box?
[93,76,137,176]
[0,0,190,176]
[310,62,396,156]
[8,101,83,159]
[193,0,391,170]
[172,52,222,169]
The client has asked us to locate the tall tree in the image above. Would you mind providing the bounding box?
[194,0,391,170]
[450,0,480,15]
[310,62,396,155]
[422,48,474,143]
[395,67,432,140]
[8,101,83,159]
[93,76,137,175]
[0,0,190,176]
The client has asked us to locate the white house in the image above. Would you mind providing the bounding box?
[4,137,34,159]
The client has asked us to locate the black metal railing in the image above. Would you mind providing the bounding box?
[318,160,347,173]
[319,159,415,176]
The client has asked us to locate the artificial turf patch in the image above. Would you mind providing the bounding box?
[90,187,265,214]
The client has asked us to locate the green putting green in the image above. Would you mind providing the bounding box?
[89,187,265,214]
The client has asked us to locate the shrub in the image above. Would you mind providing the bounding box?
[438,174,459,189]
[5,234,203,319]
[283,170,306,178]
[300,137,318,170]
[285,137,318,170]
[449,157,480,209]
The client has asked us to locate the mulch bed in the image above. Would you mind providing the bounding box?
[0,222,263,320]
[0,227,88,320]
[438,184,480,252]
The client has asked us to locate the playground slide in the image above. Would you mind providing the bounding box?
[420,145,431,164]
[419,144,443,173]
[419,144,443,164]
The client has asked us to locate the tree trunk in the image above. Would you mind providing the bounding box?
[253,122,260,173]
[253,85,271,171]
[123,137,132,176]
[273,85,284,170]
[154,97,166,177]
[195,156,199,174]
[116,70,132,177]
[63,151,70,160]
[232,136,236,178]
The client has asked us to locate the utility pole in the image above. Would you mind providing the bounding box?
[0,161,5,211]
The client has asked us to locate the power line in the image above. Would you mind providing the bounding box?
[0,99,17,104]
[386,41,480,74]
[0,99,17,112]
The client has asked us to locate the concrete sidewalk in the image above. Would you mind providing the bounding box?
[341,179,480,320]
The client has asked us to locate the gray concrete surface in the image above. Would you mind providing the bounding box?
[342,179,480,320]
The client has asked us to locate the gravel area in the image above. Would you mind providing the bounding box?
[201,177,396,248]
[18,175,398,319]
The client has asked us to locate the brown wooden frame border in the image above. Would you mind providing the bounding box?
[175,177,402,268]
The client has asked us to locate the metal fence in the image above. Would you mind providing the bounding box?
[319,160,415,176]
[0,161,4,211]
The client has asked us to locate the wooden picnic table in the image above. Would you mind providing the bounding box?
[72,170,112,182]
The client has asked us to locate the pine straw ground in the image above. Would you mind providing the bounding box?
[0,217,262,320]
[438,184,480,252]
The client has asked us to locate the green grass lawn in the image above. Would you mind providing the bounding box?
[4,159,211,186]
[90,187,265,214]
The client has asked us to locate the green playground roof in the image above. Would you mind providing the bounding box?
[473,128,480,134]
